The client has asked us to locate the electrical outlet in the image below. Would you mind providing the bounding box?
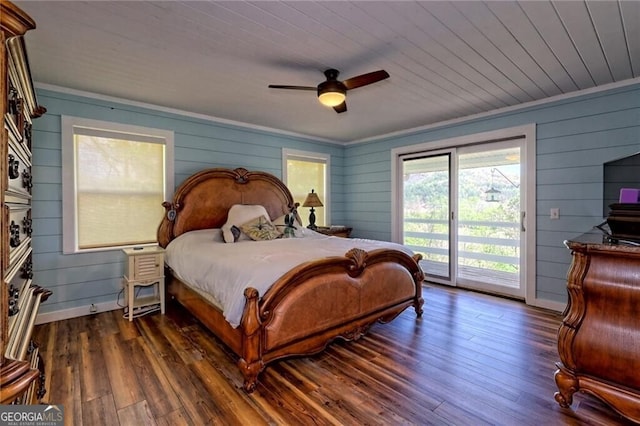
[550,208,560,220]
[90,303,97,313]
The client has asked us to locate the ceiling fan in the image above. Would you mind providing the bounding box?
[268,68,390,113]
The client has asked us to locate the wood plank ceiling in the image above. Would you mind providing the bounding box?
[15,1,640,142]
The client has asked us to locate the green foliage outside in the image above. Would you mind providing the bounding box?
[404,166,520,274]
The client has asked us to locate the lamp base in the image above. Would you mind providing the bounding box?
[307,208,317,230]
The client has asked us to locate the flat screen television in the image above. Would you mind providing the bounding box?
[603,152,640,217]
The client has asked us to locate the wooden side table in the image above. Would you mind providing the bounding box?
[122,246,165,321]
[315,226,352,238]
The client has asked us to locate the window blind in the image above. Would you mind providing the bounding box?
[75,134,165,249]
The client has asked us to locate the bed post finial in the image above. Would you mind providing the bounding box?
[158,201,179,248]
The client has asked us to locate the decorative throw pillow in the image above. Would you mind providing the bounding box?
[221,204,270,243]
[240,215,282,241]
[230,225,242,242]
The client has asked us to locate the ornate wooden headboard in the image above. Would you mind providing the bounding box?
[157,167,298,247]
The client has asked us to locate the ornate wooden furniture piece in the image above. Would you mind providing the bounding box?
[158,167,424,392]
[555,231,640,422]
[0,1,50,405]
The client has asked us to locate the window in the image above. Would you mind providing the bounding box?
[282,149,330,227]
[62,117,174,253]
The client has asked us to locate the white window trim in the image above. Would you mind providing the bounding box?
[282,148,331,225]
[61,116,174,254]
[391,123,537,306]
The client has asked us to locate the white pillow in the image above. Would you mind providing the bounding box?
[222,204,270,243]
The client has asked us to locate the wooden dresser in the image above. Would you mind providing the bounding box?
[0,1,50,405]
[555,231,640,422]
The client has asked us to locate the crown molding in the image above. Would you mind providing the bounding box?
[349,77,640,145]
[34,82,342,145]
[36,77,640,147]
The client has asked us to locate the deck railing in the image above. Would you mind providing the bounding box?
[403,217,520,286]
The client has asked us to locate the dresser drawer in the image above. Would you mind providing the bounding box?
[6,61,34,148]
[6,131,32,202]
[4,81,25,143]
[3,204,32,271]
[5,251,32,319]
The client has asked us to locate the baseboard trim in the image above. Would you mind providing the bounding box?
[35,300,122,325]
[529,297,566,313]
[36,294,565,324]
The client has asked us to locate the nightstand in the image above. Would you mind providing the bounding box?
[315,226,352,238]
[122,246,165,321]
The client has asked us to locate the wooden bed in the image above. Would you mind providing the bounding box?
[157,167,424,392]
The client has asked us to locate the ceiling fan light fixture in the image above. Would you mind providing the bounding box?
[269,68,388,112]
[317,79,346,107]
[318,90,346,107]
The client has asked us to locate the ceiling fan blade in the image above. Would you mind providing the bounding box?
[268,85,316,91]
[342,70,389,90]
[333,102,347,113]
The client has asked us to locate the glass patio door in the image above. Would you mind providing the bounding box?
[400,139,525,298]
[401,149,455,285]
[456,141,523,298]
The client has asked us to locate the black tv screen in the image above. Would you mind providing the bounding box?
[603,152,640,217]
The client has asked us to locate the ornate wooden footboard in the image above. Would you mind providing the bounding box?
[159,167,424,392]
[239,247,423,391]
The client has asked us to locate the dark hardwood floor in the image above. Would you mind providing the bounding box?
[33,284,636,425]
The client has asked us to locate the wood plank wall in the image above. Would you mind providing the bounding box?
[345,83,640,304]
[30,82,640,319]
[31,88,344,316]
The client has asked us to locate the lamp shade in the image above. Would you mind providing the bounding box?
[303,189,323,208]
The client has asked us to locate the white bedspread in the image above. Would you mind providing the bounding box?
[164,228,414,328]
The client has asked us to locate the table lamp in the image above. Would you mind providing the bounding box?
[302,189,323,230]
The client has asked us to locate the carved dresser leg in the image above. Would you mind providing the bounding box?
[554,365,578,408]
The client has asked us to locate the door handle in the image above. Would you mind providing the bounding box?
[521,211,526,232]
